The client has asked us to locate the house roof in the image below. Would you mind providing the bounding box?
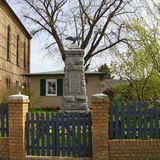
[104,79,129,88]
[2,0,32,39]
[23,70,106,77]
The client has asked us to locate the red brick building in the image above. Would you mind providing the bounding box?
[0,0,31,100]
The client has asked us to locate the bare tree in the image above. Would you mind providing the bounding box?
[14,0,137,70]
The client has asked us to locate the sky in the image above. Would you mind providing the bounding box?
[7,0,159,73]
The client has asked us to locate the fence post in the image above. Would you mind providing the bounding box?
[8,94,29,160]
[91,93,109,160]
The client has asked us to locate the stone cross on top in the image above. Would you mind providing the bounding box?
[16,82,23,94]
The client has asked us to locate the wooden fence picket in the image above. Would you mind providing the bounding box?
[0,103,8,137]
[109,101,160,139]
[26,111,92,157]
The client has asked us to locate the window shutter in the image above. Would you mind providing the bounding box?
[57,79,63,96]
[40,79,46,96]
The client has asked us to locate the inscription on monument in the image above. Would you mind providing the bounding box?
[68,72,81,94]
[69,79,80,90]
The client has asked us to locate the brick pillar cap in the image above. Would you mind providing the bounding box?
[91,93,108,101]
[8,94,29,101]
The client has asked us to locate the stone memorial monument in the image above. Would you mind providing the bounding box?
[61,43,88,110]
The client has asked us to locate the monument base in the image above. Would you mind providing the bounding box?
[61,95,88,110]
[58,109,90,114]
[60,104,88,110]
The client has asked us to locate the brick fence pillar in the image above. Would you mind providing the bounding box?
[8,94,29,160]
[91,93,109,160]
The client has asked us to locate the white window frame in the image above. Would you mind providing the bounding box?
[46,79,57,96]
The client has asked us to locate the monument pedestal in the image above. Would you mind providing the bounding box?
[60,44,88,110]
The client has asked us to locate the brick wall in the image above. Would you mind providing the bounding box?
[0,1,30,94]
[0,138,9,159]
[91,94,109,160]
[8,95,29,160]
[109,140,160,160]
[91,93,160,160]
[26,156,91,160]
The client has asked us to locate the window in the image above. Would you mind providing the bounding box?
[7,25,11,61]
[6,78,11,89]
[40,79,63,96]
[16,35,19,66]
[24,42,26,68]
[46,80,57,96]
[27,39,30,72]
